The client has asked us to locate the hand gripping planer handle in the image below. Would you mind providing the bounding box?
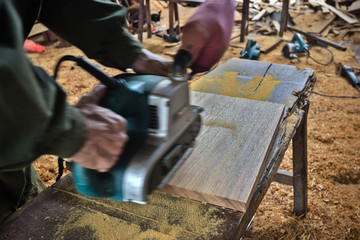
[53,55,149,200]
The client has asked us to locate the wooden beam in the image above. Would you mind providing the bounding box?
[292,102,309,216]
[138,0,144,42]
[309,0,358,24]
[279,0,289,36]
[240,0,250,43]
[146,0,152,38]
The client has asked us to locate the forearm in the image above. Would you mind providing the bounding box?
[0,0,86,171]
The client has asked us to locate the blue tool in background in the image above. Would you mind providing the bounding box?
[282,33,309,59]
[240,39,261,60]
[336,62,360,92]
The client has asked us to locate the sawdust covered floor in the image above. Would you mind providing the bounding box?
[28,5,359,240]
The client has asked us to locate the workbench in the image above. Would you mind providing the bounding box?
[0,59,315,240]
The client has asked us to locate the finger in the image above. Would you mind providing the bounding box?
[103,112,128,133]
[77,84,107,105]
[101,132,129,144]
[93,147,119,168]
[85,106,128,132]
[96,137,125,156]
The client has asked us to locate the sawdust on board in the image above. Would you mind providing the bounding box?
[52,190,227,239]
[202,120,237,130]
[54,210,175,240]
[191,71,282,101]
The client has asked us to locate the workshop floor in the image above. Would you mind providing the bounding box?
[28,3,359,240]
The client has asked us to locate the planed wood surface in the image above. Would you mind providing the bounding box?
[160,92,285,212]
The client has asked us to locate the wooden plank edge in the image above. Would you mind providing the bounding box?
[234,109,305,239]
[160,101,286,213]
[159,184,247,212]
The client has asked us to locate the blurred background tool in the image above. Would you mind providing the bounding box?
[287,26,347,52]
[240,39,261,60]
[282,33,308,59]
[336,63,360,91]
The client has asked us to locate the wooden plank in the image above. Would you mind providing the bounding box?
[262,37,283,54]
[348,1,360,12]
[252,9,267,21]
[0,175,243,240]
[292,11,336,34]
[160,92,285,212]
[309,0,358,24]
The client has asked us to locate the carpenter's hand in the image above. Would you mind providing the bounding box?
[70,85,128,172]
[179,0,235,73]
[131,48,172,76]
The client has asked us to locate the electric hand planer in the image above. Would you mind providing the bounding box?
[54,55,203,204]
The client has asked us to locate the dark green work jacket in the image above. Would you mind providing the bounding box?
[0,0,142,222]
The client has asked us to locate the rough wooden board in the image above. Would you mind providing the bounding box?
[160,92,285,212]
[309,0,358,24]
[0,175,242,240]
[348,1,360,12]
[292,11,336,34]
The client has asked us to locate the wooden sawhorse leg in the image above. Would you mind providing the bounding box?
[168,0,181,35]
[240,0,250,43]
[279,0,290,37]
[138,0,144,42]
[146,0,152,38]
[138,0,152,42]
[273,102,309,216]
[233,101,310,238]
[292,102,309,216]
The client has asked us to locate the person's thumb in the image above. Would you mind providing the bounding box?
[77,84,107,106]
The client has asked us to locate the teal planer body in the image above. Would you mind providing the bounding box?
[56,56,203,204]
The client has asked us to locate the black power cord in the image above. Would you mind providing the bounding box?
[311,91,360,99]
[305,45,334,66]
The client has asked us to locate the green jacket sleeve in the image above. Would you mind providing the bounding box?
[38,0,143,70]
[0,0,86,171]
